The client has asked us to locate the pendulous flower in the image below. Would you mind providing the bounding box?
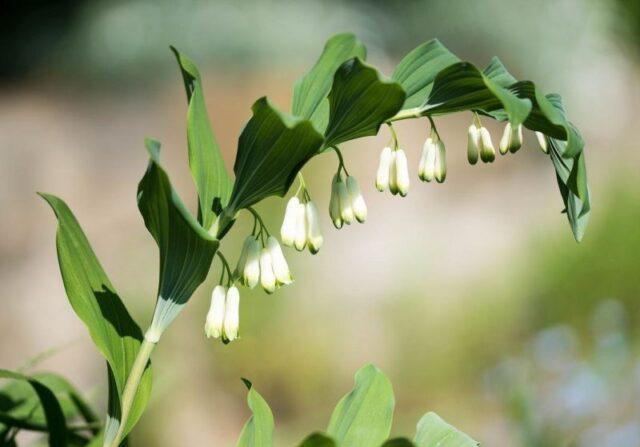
[237,235,260,289]
[467,125,480,165]
[375,146,393,192]
[267,236,293,285]
[222,286,240,342]
[499,122,523,154]
[305,201,323,253]
[535,131,548,153]
[479,126,496,163]
[346,176,367,223]
[205,285,226,339]
[280,196,300,247]
[259,247,276,293]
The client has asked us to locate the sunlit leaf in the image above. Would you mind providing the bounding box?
[137,138,220,336]
[392,39,460,110]
[413,413,478,447]
[236,380,274,447]
[324,59,405,147]
[292,33,366,132]
[39,194,152,442]
[171,46,232,229]
[227,98,324,212]
[327,364,394,447]
[0,370,67,447]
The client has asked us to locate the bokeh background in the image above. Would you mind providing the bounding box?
[1,0,639,445]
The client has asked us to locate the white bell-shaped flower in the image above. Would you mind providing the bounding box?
[329,174,343,229]
[393,149,410,196]
[434,140,446,183]
[346,176,367,223]
[240,236,260,289]
[305,201,323,254]
[222,286,240,342]
[336,179,355,224]
[259,248,276,293]
[280,197,299,247]
[266,236,292,285]
[205,285,226,339]
[375,146,393,192]
[293,202,307,251]
[467,125,480,165]
[499,122,523,154]
[388,150,399,195]
[479,127,496,163]
[419,137,437,182]
[535,131,548,153]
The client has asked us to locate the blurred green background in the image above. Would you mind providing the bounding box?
[1,0,639,445]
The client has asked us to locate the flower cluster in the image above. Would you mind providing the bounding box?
[206,115,552,344]
[204,285,240,343]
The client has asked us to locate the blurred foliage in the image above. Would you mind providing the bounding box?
[608,0,640,60]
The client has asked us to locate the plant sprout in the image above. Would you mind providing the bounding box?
[0,32,589,446]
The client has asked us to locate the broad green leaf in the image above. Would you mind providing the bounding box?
[298,433,336,447]
[292,33,366,132]
[236,380,274,447]
[39,194,152,441]
[324,59,406,147]
[227,98,324,211]
[327,364,394,447]
[413,413,478,447]
[138,139,220,336]
[481,56,518,88]
[171,46,232,229]
[381,438,415,447]
[423,61,532,126]
[392,39,460,110]
[0,370,67,447]
[0,372,98,434]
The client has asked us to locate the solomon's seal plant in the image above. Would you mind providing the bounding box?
[0,32,589,446]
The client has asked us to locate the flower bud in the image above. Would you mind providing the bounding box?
[205,285,226,339]
[499,122,523,154]
[305,201,323,254]
[259,248,276,293]
[388,151,399,195]
[479,127,496,163]
[293,202,307,251]
[222,286,240,342]
[280,197,299,247]
[535,131,548,153]
[376,147,393,192]
[242,236,260,289]
[267,236,292,285]
[419,138,436,182]
[329,174,343,229]
[346,176,367,223]
[467,125,480,165]
[435,140,446,183]
[394,149,410,196]
[337,180,355,224]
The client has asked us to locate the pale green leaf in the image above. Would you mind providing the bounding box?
[138,139,220,335]
[171,46,232,229]
[39,194,152,441]
[327,364,394,447]
[392,39,460,110]
[324,59,405,147]
[236,380,274,447]
[414,413,478,447]
[227,98,324,212]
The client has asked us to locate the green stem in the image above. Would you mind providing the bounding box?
[386,107,424,123]
[108,337,156,447]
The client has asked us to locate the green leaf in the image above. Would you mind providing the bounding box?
[327,364,394,447]
[324,58,406,147]
[0,370,67,447]
[292,33,366,132]
[39,194,152,441]
[0,372,98,434]
[227,98,324,211]
[236,380,274,447]
[381,438,415,447]
[413,413,478,447]
[171,46,232,229]
[481,56,518,88]
[298,433,336,447]
[423,61,532,126]
[392,39,460,110]
[138,139,220,336]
